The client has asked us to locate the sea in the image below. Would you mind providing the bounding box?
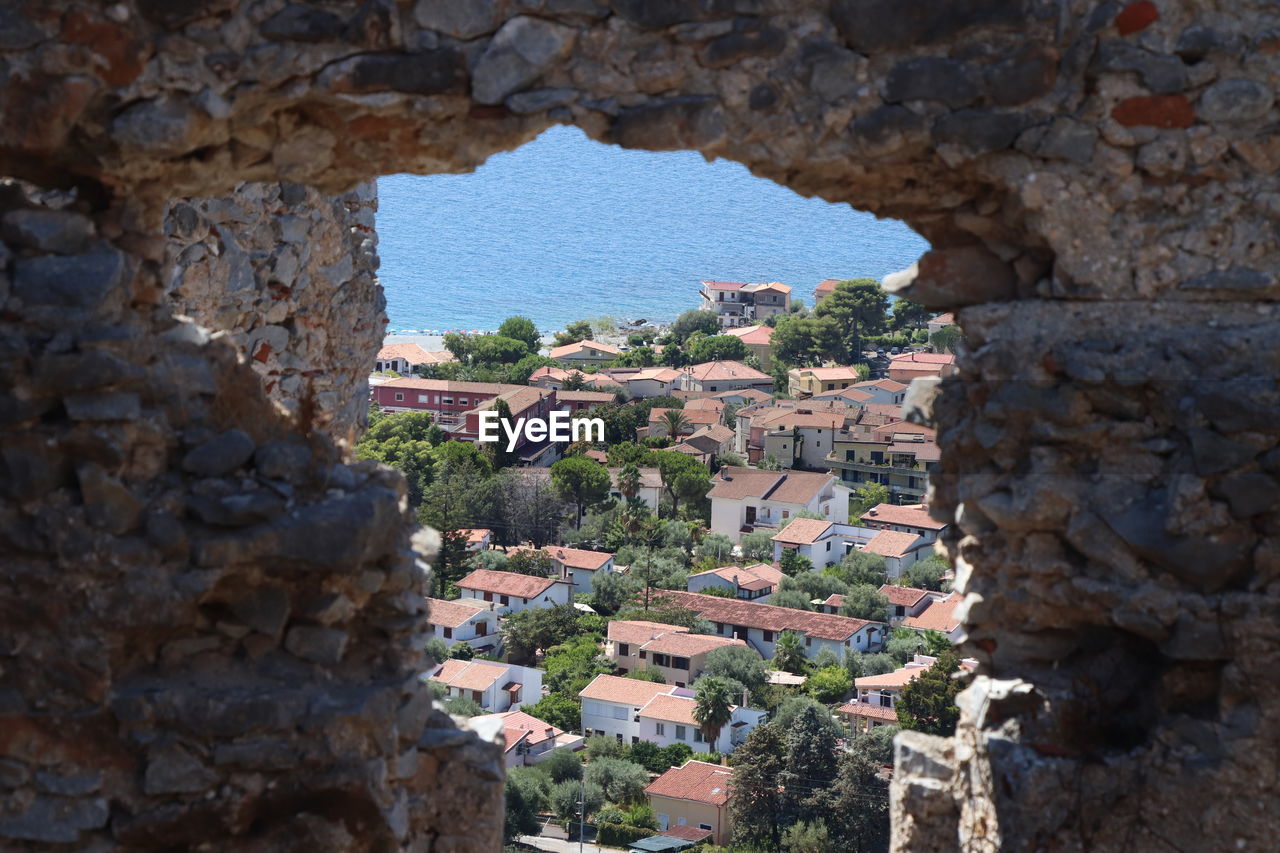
[377,125,929,336]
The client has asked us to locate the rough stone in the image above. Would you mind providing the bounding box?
[77,463,142,535]
[254,439,313,481]
[472,17,574,105]
[1197,78,1275,123]
[832,0,1025,51]
[111,98,207,157]
[144,744,217,795]
[701,25,786,69]
[414,0,500,40]
[885,58,980,108]
[1091,41,1189,94]
[12,249,127,309]
[1,208,94,254]
[933,109,1028,153]
[285,625,349,664]
[183,429,256,477]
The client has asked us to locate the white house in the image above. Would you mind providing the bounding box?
[606,620,689,675]
[860,529,933,579]
[426,597,501,653]
[679,361,774,395]
[427,659,543,713]
[471,709,584,769]
[902,592,964,643]
[605,367,684,399]
[769,518,879,570]
[859,503,947,544]
[841,378,909,407]
[579,674,676,745]
[657,591,885,660]
[374,343,454,375]
[459,528,492,553]
[687,563,782,602]
[607,466,663,511]
[637,690,766,755]
[540,545,616,596]
[708,466,851,543]
[456,569,573,616]
[548,339,623,365]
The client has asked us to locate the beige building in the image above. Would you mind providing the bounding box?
[645,760,735,845]
[605,620,751,687]
[724,324,776,369]
[787,365,864,397]
[680,360,774,394]
[548,339,622,366]
[698,281,793,328]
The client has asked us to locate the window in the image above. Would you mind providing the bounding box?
[394,392,404,401]
[826,541,832,551]
[500,595,509,606]
[442,396,453,405]
[618,643,630,657]
[652,653,670,668]
[762,630,773,643]
[699,824,714,832]
[612,706,627,720]
[896,605,905,616]
[442,627,453,639]
[879,693,892,708]
[782,510,789,519]
[418,394,428,403]
[673,657,690,671]
[472,690,482,704]
[483,592,493,602]
[509,685,521,703]
[694,729,705,743]
[675,725,687,741]
[655,722,665,736]
[715,622,725,635]
[475,622,487,636]
[805,637,812,647]
[459,397,468,405]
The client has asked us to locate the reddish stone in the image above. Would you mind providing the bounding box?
[1112,94,1194,128]
[468,104,510,120]
[1115,1,1158,36]
[62,10,150,86]
[253,343,272,363]
[1258,34,1280,55]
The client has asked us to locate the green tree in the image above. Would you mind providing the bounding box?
[470,334,530,364]
[845,651,897,679]
[930,324,962,354]
[354,410,440,505]
[627,667,666,683]
[424,637,448,666]
[703,645,768,696]
[543,635,615,696]
[590,571,642,614]
[886,627,925,664]
[850,482,890,517]
[896,651,967,736]
[812,279,889,362]
[828,739,891,851]
[553,320,594,348]
[498,315,540,352]
[585,758,651,805]
[417,455,496,597]
[500,605,601,665]
[494,467,568,548]
[771,589,815,611]
[541,747,584,783]
[551,454,611,525]
[773,696,841,738]
[923,629,953,656]
[739,530,775,563]
[839,583,890,621]
[891,298,930,332]
[729,724,788,850]
[448,642,475,661]
[654,408,689,439]
[782,820,835,853]
[505,767,548,840]
[772,314,846,366]
[607,442,653,467]
[692,675,739,747]
[657,742,694,770]
[805,666,853,703]
[779,548,813,577]
[651,451,711,519]
[694,532,734,563]
[551,779,604,823]
[506,549,554,577]
[488,398,518,469]
[904,554,949,591]
[689,334,749,363]
[523,692,581,732]
[779,705,840,826]
[780,571,847,604]
[772,630,807,674]
[667,309,721,344]
[829,550,888,587]
[616,463,642,502]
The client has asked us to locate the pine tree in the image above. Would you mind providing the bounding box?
[729,724,787,849]
[779,705,840,826]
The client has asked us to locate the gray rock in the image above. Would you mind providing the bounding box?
[1187,427,1257,476]
[1036,117,1098,164]
[1215,471,1279,518]
[1175,26,1244,61]
[833,0,1024,51]
[144,744,217,795]
[13,248,128,309]
[307,593,357,625]
[701,25,786,69]
[285,625,349,664]
[612,0,739,31]
[804,44,862,102]
[891,246,1017,306]
[0,1,47,50]
[345,51,467,96]
[35,770,102,796]
[0,795,108,842]
[885,57,980,108]
[414,0,499,39]
[183,429,256,477]
[984,46,1058,105]
[63,392,141,421]
[213,737,298,768]
[188,490,286,526]
[1179,267,1273,292]
[506,87,578,114]
[230,585,291,636]
[1197,78,1275,123]
[933,109,1029,153]
[1091,42,1188,95]
[613,96,726,151]
[261,4,346,41]
[472,16,575,105]
[850,105,927,153]
[0,758,29,788]
[255,439,313,481]
[1,208,94,254]
[77,463,142,535]
[111,98,205,157]
[748,82,778,110]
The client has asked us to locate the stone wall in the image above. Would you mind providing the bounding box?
[165,181,384,445]
[1,1,1278,850]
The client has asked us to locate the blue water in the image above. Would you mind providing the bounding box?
[377,126,928,333]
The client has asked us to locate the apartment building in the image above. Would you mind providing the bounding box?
[787,366,864,398]
[828,420,939,504]
[708,466,850,543]
[698,280,792,328]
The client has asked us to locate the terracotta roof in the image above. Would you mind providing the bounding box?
[864,403,904,419]
[457,569,561,598]
[890,352,955,366]
[862,530,925,559]
[708,467,835,506]
[701,280,746,291]
[549,340,622,359]
[543,546,614,571]
[683,424,735,455]
[714,388,771,404]
[579,673,673,707]
[790,366,863,381]
[684,360,771,383]
[461,528,491,544]
[813,386,874,404]
[660,826,714,842]
[768,469,838,505]
[853,379,908,393]
[379,377,515,395]
[683,397,727,412]
[888,440,940,461]
[656,591,875,642]
[743,281,791,295]
[639,693,701,726]
[689,563,783,592]
[771,517,834,546]
[486,709,565,748]
[645,760,734,806]
[836,702,898,721]
[822,593,843,609]
[468,386,553,418]
[427,597,491,629]
[725,324,774,346]
[608,620,688,646]
[761,411,844,431]
[931,313,955,325]
[376,343,454,365]
[815,279,840,295]
[430,659,511,692]
[902,593,963,633]
[879,585,930,608]
[622,367,683,383]
[586,449,608,463]
[649,407,721,427]
[639,632,746,657]
[557,390,616,403]
[860,503,947,531]
[855,663,931,690]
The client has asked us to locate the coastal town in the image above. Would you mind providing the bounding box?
[362,277,965,852]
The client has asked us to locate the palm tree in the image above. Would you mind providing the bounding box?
[617,463,642,502]
[659,409,691,438]
[693,676,738,748]
[772,630,806,674]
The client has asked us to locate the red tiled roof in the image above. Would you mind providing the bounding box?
[543,546,613,571]
[638,693,701,726]
[579,673,673,707]
[639,632,746,657]
[708,467,834,505]
[891,352,955,365]
[862,530,925,559]
[701,280,746,291]
[649,407,721,427]
[836,702,898,721]
[645,760,734,806]
[854,663,930,690]
[461,528,492,544]
[771,517,834,546]
[457,569,561,598]
[791,366,863,381]
[379,377,515,395]
[487,709,565,748]
[660,826,714,842]
[549,340,622,359]
[689,563,783,591]
[878,585,930,608]
[427,597,491,629]
[376,343,455,365]
[822,593,843,609]
[656,591,874,642]
[714,388,771,404]
[557,390,616,403]
[683,397,726,412]
[725,324,774,346]
[608,620,688,646]
[902,593,963,633]
[684,360,771,383]
[815,279,841,295]
[854,379,908,393]
[931,313,955,325]
[430,659,510,691]
[607,466,663,490]
[860,503,947,531]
